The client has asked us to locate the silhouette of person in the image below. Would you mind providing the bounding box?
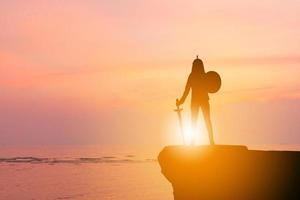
[176,56,215,145]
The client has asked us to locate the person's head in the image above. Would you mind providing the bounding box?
[192,56,205,74]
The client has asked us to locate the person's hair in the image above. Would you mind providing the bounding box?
[191,56,205,74]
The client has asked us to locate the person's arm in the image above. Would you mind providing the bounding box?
[177,75,191,106]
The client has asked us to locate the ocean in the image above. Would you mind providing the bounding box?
[0,145,173,200]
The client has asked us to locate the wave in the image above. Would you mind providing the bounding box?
[0,156,156,164]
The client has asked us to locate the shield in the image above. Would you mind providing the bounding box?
[205,71,221,93]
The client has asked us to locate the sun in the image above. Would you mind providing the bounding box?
[183,125,193,145]
[183,119,207,145]
[167,112,208,145]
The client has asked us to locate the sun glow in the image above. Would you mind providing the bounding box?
[183,118,208,145]
[185,127,207,145]
[183,125,194,145]
[166,109,209,146]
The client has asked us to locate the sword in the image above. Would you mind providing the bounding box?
[174,98,185,144]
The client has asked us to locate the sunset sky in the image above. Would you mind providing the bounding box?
[1,0,300,148]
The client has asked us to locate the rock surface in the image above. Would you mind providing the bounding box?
[158,145,300,200]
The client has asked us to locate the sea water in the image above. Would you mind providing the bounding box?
[0,145,173,200]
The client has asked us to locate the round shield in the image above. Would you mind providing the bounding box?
[205,71,221,93]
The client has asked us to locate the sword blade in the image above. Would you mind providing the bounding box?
[174,106,185,144]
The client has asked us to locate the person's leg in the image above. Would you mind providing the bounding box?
[201,101,215,145]
[191,102,199,145]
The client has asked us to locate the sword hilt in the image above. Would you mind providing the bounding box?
[174,98,183,112]
[174,108,183,112]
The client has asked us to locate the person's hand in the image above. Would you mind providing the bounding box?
[176,98,182,107]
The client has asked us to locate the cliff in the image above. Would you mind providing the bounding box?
[158,145,300,200]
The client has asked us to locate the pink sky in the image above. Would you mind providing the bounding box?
[0,0,300,147]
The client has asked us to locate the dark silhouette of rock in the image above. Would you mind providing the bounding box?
[158,145,300,200]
